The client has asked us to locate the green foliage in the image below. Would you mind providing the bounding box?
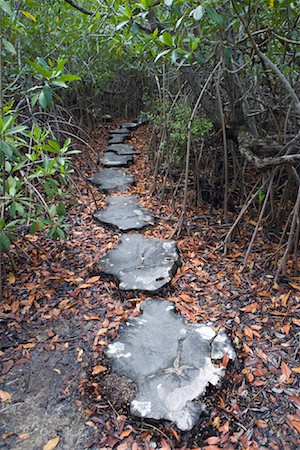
[147,99,212,164]
[0,104,81,253]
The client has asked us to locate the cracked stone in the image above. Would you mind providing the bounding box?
[98,234,179,291]
[88,169,135,193]
[100,152,133,168]
[105,144,140,156]
[106,299,236,431]
[93,196,154,231]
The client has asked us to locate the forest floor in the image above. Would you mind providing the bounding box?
[0,124,299,450]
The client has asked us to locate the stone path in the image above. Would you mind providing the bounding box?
[88,119,235,431]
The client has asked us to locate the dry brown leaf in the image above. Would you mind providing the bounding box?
[281,361,292,382]
[92,365,107,375]
[8,272,15,284]
[256,419,268,429]
[18,433,30,440]
[119,428,133,438]
[287,415,300,433]
[43,436,60,450]
[0,390,12,403]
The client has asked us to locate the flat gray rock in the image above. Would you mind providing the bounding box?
[93,196,154,231]
[88,169,135,193]
[109,128,131,135]
[99,234,179,291]
[100,152,133,168]
[109,134,129,145]
[121,122,139,130]
[106,299,236,431]
[106,144,140,156]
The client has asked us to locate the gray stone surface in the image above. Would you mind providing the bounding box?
[106,299,236,431]
[109,129,131,135]
[93,196,154,231]
[100,152,133,168]
[109,134,129,144]
[88,169,135,193]
[121,122,139,130]
[106,144,140,156]
[99,234,179,291]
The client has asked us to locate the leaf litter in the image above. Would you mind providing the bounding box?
[0,123,299,449]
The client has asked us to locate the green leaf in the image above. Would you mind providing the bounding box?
[193,5,204,21]
[0,0,12,15]
[0,140,14,158]
[154,49,171,62]
[0,233,11,253]
[39,91,47,109]
[3,39,16,55]
[207,7,223,24]
[57,202,66,216]
[49,204,57,219]
[43,83,52,106]
[162,32,173,46]
[55,74,81,82]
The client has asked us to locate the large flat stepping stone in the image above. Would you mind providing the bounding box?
[100,152,133,168]
[88,169,135,193]
[109,134,130,145]
[93,196,154,231]
[98,234,179,291]
[109,128,131,135]
[106,299,236,431]
[106,144,140,156]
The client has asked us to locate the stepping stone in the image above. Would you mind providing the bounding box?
[106,299,236,431]
[106,144,140,156]
[93,196,154,231]
[109,128,131,135]
[88,169,135,193]
[98,234,179,291]
[100,152,133,168]
[109,134,130,144]
[121,122,140,130]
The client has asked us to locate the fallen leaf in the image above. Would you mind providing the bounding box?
[9,273,15,284]
[0,390,12,403]
[43,436,60,450]
[119,428,133,438]
[256,419,268,429]
[18,433,30,440]
[92,365,107,375]
[281,361,292,382]
[291,367,300,374]
[287,415,300,433]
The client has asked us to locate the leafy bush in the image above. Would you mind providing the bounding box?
[146,99,212,164]
[0,103,80,253]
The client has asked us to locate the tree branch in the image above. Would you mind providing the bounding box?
[63,0,94,16]
[238,132,300,169]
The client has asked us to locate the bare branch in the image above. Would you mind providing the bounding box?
[63,0,94,16]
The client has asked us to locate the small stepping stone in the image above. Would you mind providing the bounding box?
[109,134,129,145]
[121,122,140,130]
[98,234,179,291]
[100,152,133,168]
[102,114,113,122]
[88,169,135,193]
[106,299,235,431]
[93,196,154,231]
[106,144,140,156]
[109,128,131,135]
